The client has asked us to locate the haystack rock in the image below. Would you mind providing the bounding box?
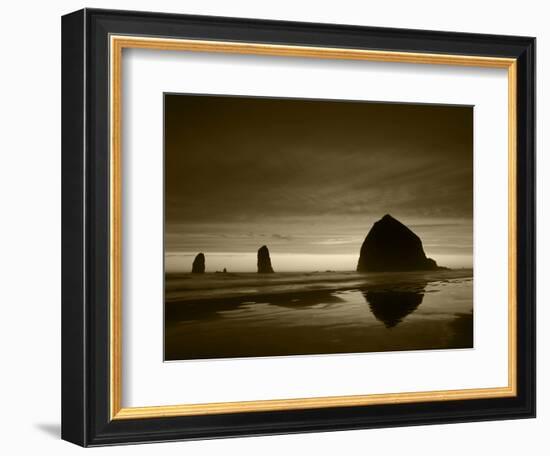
[191,253,205,273]
[356,214,439,272]
[257,245,274,273]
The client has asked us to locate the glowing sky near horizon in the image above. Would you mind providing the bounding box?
[165,94,473,272]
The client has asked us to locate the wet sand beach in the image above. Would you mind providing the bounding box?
[165,269,473,360]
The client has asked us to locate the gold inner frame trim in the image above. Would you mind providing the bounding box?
[109,35,518,421]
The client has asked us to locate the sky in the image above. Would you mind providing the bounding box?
[165,94,473,272]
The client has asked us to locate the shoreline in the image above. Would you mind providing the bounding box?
[165,269,473,304]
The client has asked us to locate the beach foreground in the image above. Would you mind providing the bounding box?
[165,269,473,360]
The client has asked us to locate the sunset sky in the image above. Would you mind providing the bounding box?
[165,94,473,272]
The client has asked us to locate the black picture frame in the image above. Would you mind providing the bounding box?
[62,8,535,447]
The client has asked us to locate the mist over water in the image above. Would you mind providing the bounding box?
[165,252,473,273]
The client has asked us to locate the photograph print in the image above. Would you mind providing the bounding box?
[164,94,473,361]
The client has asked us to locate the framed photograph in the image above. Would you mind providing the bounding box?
[61,8,535,446]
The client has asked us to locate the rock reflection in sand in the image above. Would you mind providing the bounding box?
[164,270,473,361]
[363,284,426,328]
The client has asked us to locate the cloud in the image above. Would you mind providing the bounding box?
[165,94,473,262]
[310,237,363,245]
[272,233,294,241]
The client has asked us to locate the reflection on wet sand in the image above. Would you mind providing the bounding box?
[164,271,473,360]
[363,284,426,328]
[167,289,346,323]
[168,284,430,327]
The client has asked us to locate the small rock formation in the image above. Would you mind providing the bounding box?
[357,214,439,272]
[191,253,205,273]
[257,245,274,273]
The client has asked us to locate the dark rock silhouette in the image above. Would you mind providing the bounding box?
[191,253,205,273]
[257,245,274,273]
[357,214,439,272]
[362,286,425,328]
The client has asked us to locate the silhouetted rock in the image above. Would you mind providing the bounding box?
[257,245,274,273]
[191,253,205,273]
[357,214,439,272]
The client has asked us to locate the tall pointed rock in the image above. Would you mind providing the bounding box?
[257,245,274,273]
[191,253,206,273]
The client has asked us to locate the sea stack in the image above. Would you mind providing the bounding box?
[357,214,439,272]
[191,253,205,273]
[257,245,274,273]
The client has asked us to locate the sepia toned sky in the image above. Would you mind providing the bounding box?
[165,94,473,272]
